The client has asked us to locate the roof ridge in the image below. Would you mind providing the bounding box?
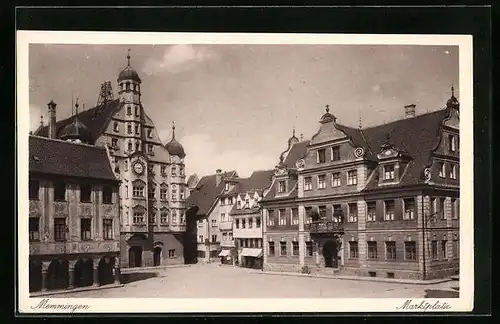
[29,134,107,150]
[361,109,446,131]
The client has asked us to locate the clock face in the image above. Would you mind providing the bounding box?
[134,162,144,174]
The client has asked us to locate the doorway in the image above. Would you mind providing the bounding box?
[323,240,338,268]
[153,247,162,266]
[129,246,143,268]
[98,256,115,285]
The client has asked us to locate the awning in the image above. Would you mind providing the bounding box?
[240,248,263,258]
[218,250,230,257]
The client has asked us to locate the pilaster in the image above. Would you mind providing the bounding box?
[357,200,366,263]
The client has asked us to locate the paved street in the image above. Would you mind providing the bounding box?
[53,263,457,298]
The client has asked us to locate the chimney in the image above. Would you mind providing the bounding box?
[404,104,416,119]
[47,100,57,139]
[215,169,222,186]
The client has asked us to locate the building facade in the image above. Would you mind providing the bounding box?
[260,90,460,280]
[28,134,121,293]
[34,52,188,268]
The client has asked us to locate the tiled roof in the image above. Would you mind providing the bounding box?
[218,169,274,198]
[186,171,237,216]
[262,178,299,201]
[29,135,118,181]
[187,174,199,187]
[360,109,449,190]
[283,140,310,168]
[230,205,260,216]
[34,99,122,143]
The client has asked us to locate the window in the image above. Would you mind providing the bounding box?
[113,121,119,132]
[29,217,40,241]
[160,210,169,224]
[331,146,340,161]
[241,219,246,229]
[103,186,113,204]
[245,198,250,208]
[158,187,167,201]
[211,219,217,227]
[198,235,204,243]
[135,124,140,135]
[268,210,275,226]
[292,208,299,225]
[448,134,456,152]
[317,149,326,163]
[384,200,395,221]
[135,106,139,117]
[450,164,457,179]
[248,218,253,228]
[135,141,140,151]
[80,218,91,240]
[292,241,299,256]
[319,205,327,220]
[171,210,177,224]
[318,175,327,189]
[349,241,358,259]
[237,200,241,209]
[110,137,118,149]
[168,249,175,258]
[124,185,128,199]
[148,186,156,200]
[161,165,167,175]
[269,242,275,256]
[171,185,177,201]
[133,184,145,198]
[127,106,131,115]
[221,213,226,222]
[306,241,313,256]
[452,239,459,259]
[385,241,396,260]
[305,207,313,224]
[332,205,341,222]
[211,235,218,243]
[348,203,358,222]
[235,219,239,229]
[171,166,177,176]
[366,202,376,222]
[79,184,92,202]
[278,180,286,193]
[441,240,448,259]
[256,217,261,228]
[54,182,66,201]
[438,198,446,219]
[128,141,133,152]
[147,129,152,138]
[304,177,312,191]
[54,218,66,242]
[148,144,154,154]
[228,197,233,205]
[103,219,113,240]
[229,232,233,241]
[451,198,459,219]
[402,198,415,220]
[244,239,249,247]
[133,212,145,224]
[367,241,378,259]
[148,211,157,225]
[180,165,185,176]
[431,240,438,260]
[347,170,357,185]
[127,123,132,134]
[29,180,39,200]
[438,162,446,178]
[332,172,341,187]
[384,164,395,180]
[404,241,417,261]
[280,241,287,256]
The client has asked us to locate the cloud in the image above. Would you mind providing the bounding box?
[178,133,277,178]
[371,84,381,92]
[142,45,216,76]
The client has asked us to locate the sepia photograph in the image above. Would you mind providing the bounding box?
[17,31,473,313]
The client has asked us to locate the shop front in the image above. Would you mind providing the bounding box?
[218,249,233,265]
[239,248,263,269]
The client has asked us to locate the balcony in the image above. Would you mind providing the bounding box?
[219,221,233,231]
[305,221,344,235]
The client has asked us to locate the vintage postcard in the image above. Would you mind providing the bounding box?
[17,31,473,313]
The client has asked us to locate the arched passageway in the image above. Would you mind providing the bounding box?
[98,256,115,286]
[29,261,42,292]
[323,240,338,268]
[74,258,94,288]
[47,259,69,290]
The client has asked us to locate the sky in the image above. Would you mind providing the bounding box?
[28,44,459,178]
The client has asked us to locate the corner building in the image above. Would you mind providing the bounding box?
[260,90,460,280]
[34,53,188,268]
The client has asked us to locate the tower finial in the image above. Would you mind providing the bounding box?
[326,104,330,113]
[40,115,44,127]
[300,133,304,141]
[358,107,363,129]
[127,49,131,66]
[172,121,176,139]
[451,81,455,97]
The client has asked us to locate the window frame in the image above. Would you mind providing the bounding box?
[385,241,396,260]
[331,172,341,187]
[403,198,415,220]
[367,241,378,259]
[383,164,395,180]
[331,146,341,161]
[54,218,67,242]
[317,149,326,163]
[29,217,40,241]
[404,241,417,261]
[317,174,327,189]
[366,201,377,222]
[80,218,92,241]
[304,177,313,191]
[103,218,113,240]
[279,241,287,256]
[349,241,359,259]
[347,170,358,186]
[384,200,395,221]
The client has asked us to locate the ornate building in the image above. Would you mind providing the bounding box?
[34,51,188,268]
[28,129,120,293]
[260,89,460,280]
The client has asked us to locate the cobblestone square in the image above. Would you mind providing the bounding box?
[53,263,457,298]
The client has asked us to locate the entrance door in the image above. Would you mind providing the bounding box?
[323,240,338,268]
[129,246,143,268]
[153,247,162,266]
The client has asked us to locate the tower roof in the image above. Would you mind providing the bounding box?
[165,122,186,158]
[58,99,93,144]
[117,49,141,83]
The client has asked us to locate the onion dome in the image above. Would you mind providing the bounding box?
[165,122,186,158]
[117,50,141,83]
[59,99,93,144]
[319,104,337,124]
[446,85,459,110]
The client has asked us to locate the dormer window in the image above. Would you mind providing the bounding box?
[317,149,326,163]
[135,124,140,135]
[148,144,154,154]
[228,197,233,205]
[135,106,139,117]
[383,164,395,180]
[113,121,119,132]
[128,141,133,152]
[317,175,327,189]
[135,141,140,151]
[147,129,153,138]
[225,183,229,191]
[278,180,286,193]
[450,164,457,179]
[127,106,132,115]
[331,146,340,161]
[438,162,446,178]
[237,200,241,209]
[112,138,118,148]
[448,135,456,152]
[127,123,132,134]
[304,177,312,191]
[245,198,250,208]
